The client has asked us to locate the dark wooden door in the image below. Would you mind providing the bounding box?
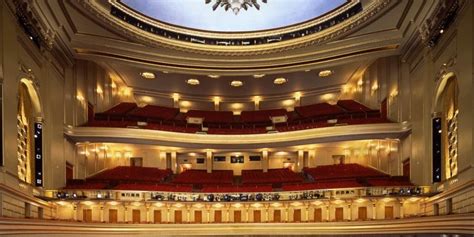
[109,209,117,223]
[132,209,140,223]
[385,206,394,219]
[314,208,322,222]
[175,210,182,223]
[253,210,261,223]
[154,210,161,223]
[214,210,222,223]
[273,210,281,222]
[195,210,202,223]
[83,209,92,222]
[358,207,367,220]
[234,210,241,223]
[335,207,344,221]
[293,209,302,222]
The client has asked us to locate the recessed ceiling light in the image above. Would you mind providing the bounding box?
[140,72,156,79]
[304,69,311,72]
[318,70,333,77]
[253,74,265,78]
[230,80,243,87]
[186,78,200,86]
[273,77,288,85]
[162,71,169,74]
[208,74,220,78]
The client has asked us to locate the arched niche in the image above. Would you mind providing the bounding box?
[432,72,459,180]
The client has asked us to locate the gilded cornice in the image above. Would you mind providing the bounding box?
[75,0,395,56]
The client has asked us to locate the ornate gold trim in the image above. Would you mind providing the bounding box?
[75,0,394,56]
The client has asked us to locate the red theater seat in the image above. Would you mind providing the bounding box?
[240,109,287,123]
[241,169,303,185]
[186,110,234,123]
[128,105,179,121]
[173,170,234,185]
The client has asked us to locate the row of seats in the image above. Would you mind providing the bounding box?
[114,183,193,192]
[201,185,273,193]
[241,169,303,185]
[282,179,363,191]
[172,170,234,185]
[88,166,172,182]
[303,164,388,181]
[86,100,386,134]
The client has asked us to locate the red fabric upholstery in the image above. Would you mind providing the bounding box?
[240,109,287,123]
[128,105,179,120]
[241,169,303,185]
[186,110,234,123]
[114,183,193,192]
[337,100,372,112]
[97,102,137,116]
[282,179,362,191]
[303,164,388,181]
[295,102,344,118]
[173,170,234,185]
[201,185,273,193]
[88,166,172,182]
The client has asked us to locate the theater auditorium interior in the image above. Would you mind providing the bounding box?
[0,0,472,236]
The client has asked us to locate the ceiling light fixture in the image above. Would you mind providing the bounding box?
[318,70,333,77]
[208,74,220,78]
[253,74,265,78]
[273,77,287,85]
[140,72,156,80]
[230,80,243,87]
[186,78,200,86]
[205,0,268,15]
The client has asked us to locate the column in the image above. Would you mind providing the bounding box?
[206,205,211,223]
[186,205,191,223]
[305,203,310,222]
[206,150,213,173]
[348,203,352,221]
[372,203,377,220]
[166,205,171,223]
[262,150,269,173]
[265,204,270,223]
[124,205,128,223]
[171,151,178,174]
[159,152,167,169]
[100,204,104,222]
[399,200,404,218]
[245,204,250,222]
[325,205,330,221]
[284,204,289,222]
[306,150,315,168]
[225,204,230,222]
[297,150,304,172]
[146,205,151,223]
[73,203,78,221]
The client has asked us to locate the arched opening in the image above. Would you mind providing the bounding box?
[17,78,43,185]
[432,73,459,181]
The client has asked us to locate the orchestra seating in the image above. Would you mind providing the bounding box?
[85,100,388,134]
[303,164,388,181]
[172,170,234,185]
[241,168,303,185]
[366,176,413,187]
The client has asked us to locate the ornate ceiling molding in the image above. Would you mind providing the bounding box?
[74,0,395,56]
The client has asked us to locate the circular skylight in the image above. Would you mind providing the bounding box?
[120,0,348,32]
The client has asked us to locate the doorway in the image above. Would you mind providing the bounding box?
[195,210,202,223]
[234,210,242,223]
[385,206,394,219]
[293,209,301,222]
[335,207,344,221]
[132,209,140,223]
[83,209,92,222]
[175,210,182,223]
[253,210,261,223]
[109,209,117,223]
[154,210,161,223]
[314,208,322,222]
[358,207,367,220]
[214,210,222,223]
[273,210,281,222]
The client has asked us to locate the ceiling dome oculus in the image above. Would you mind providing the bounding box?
[118,0,350,33]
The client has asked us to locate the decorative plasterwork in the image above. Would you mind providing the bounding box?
[75,0,394,56]
[65,123,411,149]
[12,0,56,51]
[434,56,456,82]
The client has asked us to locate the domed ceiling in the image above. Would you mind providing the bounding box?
[119,0,348,32]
